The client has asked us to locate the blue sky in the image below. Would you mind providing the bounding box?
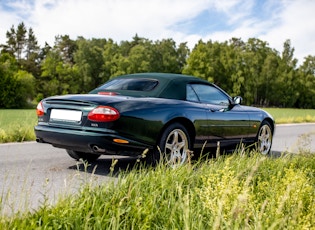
[0,0,314,63]
[172,1,282,35]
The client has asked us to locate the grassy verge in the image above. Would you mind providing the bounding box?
[0,110,37,143]
[1,152,315,229]
[264,108,315,124]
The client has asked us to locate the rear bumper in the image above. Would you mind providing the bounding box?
[34,125,152,155]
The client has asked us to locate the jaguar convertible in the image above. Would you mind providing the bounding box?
[35,73,275,165]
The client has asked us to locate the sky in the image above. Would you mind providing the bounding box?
[0,0,315,64]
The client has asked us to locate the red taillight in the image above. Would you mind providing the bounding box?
[36,101,44,116]
[88,106,120,122]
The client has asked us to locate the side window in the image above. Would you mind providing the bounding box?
[186,85,199,102]
[189,84,230,105]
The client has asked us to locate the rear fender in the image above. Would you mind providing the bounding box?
[157,117,196,147]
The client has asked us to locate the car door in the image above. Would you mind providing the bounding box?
[187,83,251,147]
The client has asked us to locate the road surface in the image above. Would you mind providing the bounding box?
[0,123,314,215]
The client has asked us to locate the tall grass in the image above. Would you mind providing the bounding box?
[1,152,314,229]
[264,108,315,124]
[0,110,36,143]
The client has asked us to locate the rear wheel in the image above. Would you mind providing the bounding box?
[148,123,191,167]
[66,150,101,162]
[256,121,273,155]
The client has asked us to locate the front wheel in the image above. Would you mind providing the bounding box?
[256,121,273,155]
[66,150,101,162]
[149,123,192,167]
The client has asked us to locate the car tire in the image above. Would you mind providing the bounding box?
[256,120,273,155]
[66,150,101,162]
[148,123,192,166]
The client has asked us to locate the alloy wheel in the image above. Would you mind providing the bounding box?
[257,123,272,155]
[164,128,189,166]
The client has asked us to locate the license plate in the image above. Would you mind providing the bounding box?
[50,109,82,122]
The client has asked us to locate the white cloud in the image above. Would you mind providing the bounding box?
[0,0,315,64]
[28,0,210,45]
[261,0,315,62]
[213,0,254,25]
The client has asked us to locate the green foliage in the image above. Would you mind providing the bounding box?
[296,55,315,108]
[1,154,314,229]
[14,70,35,105]
[0,53,35,108]
[103,36,189,77]
[74,37,108,92]
[183,37,315,108]
[183,40,215,81]
[40,49,80,97]
[1,22,315,108]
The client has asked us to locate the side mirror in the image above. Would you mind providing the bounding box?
[233,96,243,105]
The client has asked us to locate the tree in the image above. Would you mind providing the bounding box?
[40,48,80,98]
[0,52,34,108]
[183,40,215,82]
[177,42,190,73]
[3,22,27,62]
[37,35,80,98]
[296,55,315,108]
[103,39,124,78]
[40,49,63,97]
[241,38,273,105]
[273,40,299,107]
[260,51,280,106]
[1,22,40,80]
[1,21,313,109]
[126,39,153,73]
[54,35,77,65]
[74,37,108,91]
[184,38,285,106]
[21,27,41,78]
[153,39,182,73]
[0,53,19,108]
[14,70,35,106]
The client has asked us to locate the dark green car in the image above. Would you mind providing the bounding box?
[35,73,275,165]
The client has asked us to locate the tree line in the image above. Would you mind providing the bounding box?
[0,22,314,109]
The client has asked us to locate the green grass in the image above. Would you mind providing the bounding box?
[1,153,315,229]
[264,108,315,124]
[0,109,37,143]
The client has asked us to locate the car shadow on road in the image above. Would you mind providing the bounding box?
[68,156,142,177]
[270,150,298,158]
[270,150,283,158]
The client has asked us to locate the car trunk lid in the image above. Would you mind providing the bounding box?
[39,94,128,129]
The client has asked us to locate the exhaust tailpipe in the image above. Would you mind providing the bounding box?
[36,138,43,143]
[92,145,106,153]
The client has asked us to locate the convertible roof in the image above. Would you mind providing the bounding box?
[92,73,211,100]
[115,72,207,82]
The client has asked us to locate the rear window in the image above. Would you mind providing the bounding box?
[98,78,159,91]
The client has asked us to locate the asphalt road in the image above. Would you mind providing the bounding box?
[272,123,315,154]
[0,123,314,215]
